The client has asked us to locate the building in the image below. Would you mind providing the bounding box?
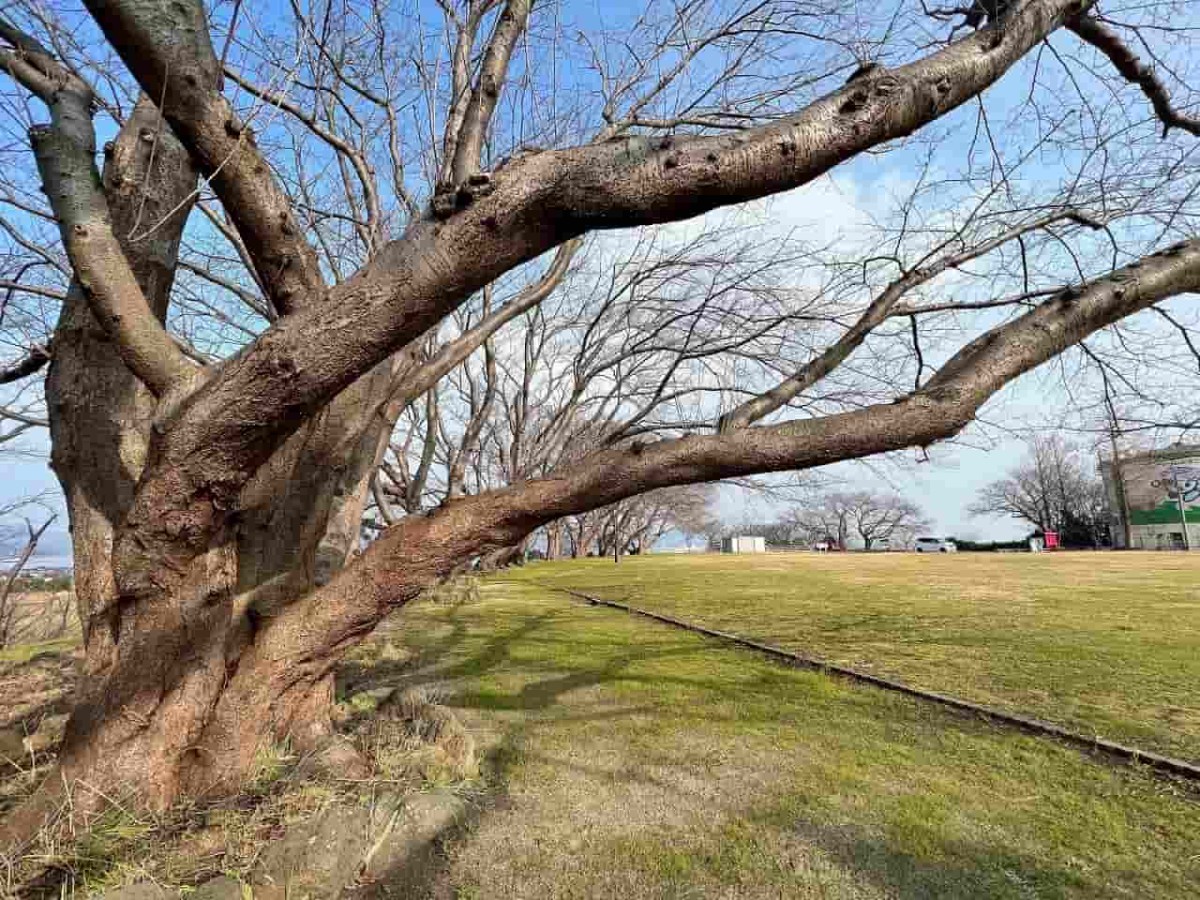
[721,535,766,554]
[1100,444,1200,550]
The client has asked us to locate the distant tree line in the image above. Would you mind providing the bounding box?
[718,490,930,551]
[530,485,714,563]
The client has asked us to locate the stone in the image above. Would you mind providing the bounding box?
[191,875,247,900]
[25,712,69,753]
[251,804,374,898]
[355,790,467,898]
[98,882,177,900]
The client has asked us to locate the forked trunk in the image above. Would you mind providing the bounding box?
[6,102,412,840]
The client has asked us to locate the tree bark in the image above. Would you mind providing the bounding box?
[48,97,197,677]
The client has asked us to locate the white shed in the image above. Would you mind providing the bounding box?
[721,535,766,554]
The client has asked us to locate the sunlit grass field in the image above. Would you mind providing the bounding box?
[367,552,1200,898]
[503,552,1200,761]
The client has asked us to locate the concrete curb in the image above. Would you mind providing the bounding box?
[538,583,1200,784]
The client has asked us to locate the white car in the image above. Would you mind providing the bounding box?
[915,537,957,553]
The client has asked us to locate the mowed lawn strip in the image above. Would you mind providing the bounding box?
[503,553,1200,761]
[372,581,1200,899]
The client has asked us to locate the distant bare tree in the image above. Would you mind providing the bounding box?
[590,485,715,560]
[0,504,56,648]
[786,493,854,550]
[970,435,1111,546]
[782,490,926,549]
[843,492,930,550]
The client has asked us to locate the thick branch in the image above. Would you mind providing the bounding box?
[0,18,66,102]
[4,22,195,398]
[266,235,1200,674]
[112,0,1096,602]
[1067,14,1200,136]
[31,125,194,396]
[81,0,325,315]
[448,0,533,184]
[384,239,580,413]
[0,344,50,384]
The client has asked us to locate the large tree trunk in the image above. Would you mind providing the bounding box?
[45,331,426,819]
[21,100,414,832]
[48,98,197,678]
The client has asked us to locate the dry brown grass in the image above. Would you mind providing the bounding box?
[1,591,77,649]
[0,636,481,897]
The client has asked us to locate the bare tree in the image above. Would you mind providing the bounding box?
[970,434,1111,546]
[0,0,1197,847]
[842,492,930,550]
[0,504,56,648]
[576,485,715,560]
[785,493,855,550]
[783,489,927,550]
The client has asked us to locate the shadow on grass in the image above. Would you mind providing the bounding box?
[340,597,1179,899]
[344,602,741,897]
[788,819,1087,899]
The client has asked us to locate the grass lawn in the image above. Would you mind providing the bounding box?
[500,552,1200,762]
[3,556,1198,897]
[360,565,1200,899]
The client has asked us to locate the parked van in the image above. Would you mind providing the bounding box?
[915,537,957,553]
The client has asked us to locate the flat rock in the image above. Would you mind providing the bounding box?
[252,804,374,898]
[354,790,467,898]
[98,882,177,900]
[191,875,246,900]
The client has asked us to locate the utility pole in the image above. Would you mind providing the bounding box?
[1106,414,1132,549]
[1169,464,1192,551]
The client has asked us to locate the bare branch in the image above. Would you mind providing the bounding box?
[81,0,326,315]
[0,18,195,397]
[1067,14,1200,137]
[0,344,50,384]
[0,404,49,428]
[224,65,384,254]
[719,210,1095,430]
[384,239,580,414]
[0,514,56,647]
[0,280,66,302]
[31,123,194,397]
[447,0,533,185]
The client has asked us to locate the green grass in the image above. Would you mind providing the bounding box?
[370,566,1200,899]
[502,552,1200,761]
[0,637,76,665]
